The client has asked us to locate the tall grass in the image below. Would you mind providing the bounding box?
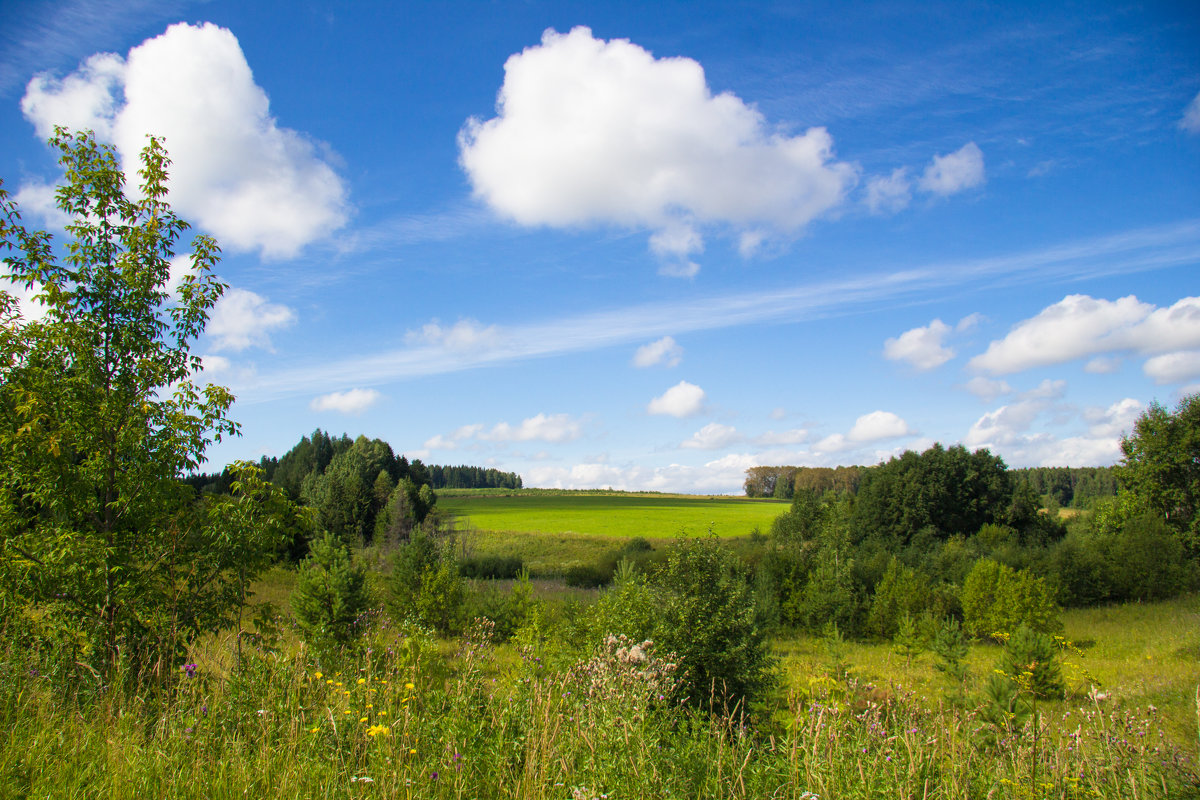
[3,618,1196,799]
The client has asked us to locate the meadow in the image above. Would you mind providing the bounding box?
[437,490,788,539]
[4,582,1197,799]
[4,492,1199,798]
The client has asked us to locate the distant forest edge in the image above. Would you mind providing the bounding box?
[744,458,1117,508]
[185,428,523,497]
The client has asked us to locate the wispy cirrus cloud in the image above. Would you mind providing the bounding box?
[230,220,1200,403]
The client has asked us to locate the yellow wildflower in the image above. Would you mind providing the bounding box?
[409,748,417,754]
[357,678,366,685]
[367,725,391,738]
[404,682,415,690]
[359,717,368,723]
[314,671,323,679]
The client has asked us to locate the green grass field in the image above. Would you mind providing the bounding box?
[438,490,788,539]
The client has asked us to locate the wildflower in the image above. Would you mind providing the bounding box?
[357,678,366,685]
[310,726,320,733]
[367,725,391,737]
[359,717,368,723]
[314,671,323,679]
[181,663,197,678]
[380,711,388,717]
[326,680,333,685]
[335,682,344,687]
[405,682,415,690]
[410,748,417,754]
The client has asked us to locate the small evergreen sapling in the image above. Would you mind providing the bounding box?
[892,611,924,668]
[932,616,969,702]
[291,532,369,661]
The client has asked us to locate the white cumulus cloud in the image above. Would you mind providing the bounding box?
[1143,351,1200,385]
[206,287,296,352]
[680,422,741,450]
[964,395,1141,467]
[848,410,912,442]
[883,318,954,370]
[458,26,856,272]
[969,294,1200,375]
[918,142,985,196]
[21,22,348,259]
[481,413,582,443]
[648,380,707,418]
[633,335,683,368]
[310,388,381,415]
[815,410,912,453]
[963,376,1013,402]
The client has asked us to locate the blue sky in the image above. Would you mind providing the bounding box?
[2,0,1198,493]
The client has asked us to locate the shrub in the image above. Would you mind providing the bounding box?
[586,560,662,643]
[867,558,932,638]
[961,558,1060,640]
[656,535,775,709]
[565,562,615,588]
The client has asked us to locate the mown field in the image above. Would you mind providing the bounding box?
[438,490,787,538]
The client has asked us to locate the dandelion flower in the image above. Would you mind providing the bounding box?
[357,678,366,685]
[359,717,368,723]
[367,725,391,737]
[314,671,323,679]
[405,682,415,690]
[335,682,344,687]
[410,748,417,755]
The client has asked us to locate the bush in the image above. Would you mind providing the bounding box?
[656,535,775,709]
[867,558,932,638]
[961,558,1060,640]
[466,568,540,641]
[565,563,614,588]
[586,560,662,643]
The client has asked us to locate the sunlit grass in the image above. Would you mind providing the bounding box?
[439,491,787,539]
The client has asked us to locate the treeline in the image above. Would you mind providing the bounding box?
[430,464,523,490]
[745,462,1117,508]
[754,424,1198,641]
[1010,466,1117,508]
[183,430,519,558]
[186,429,521,496]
